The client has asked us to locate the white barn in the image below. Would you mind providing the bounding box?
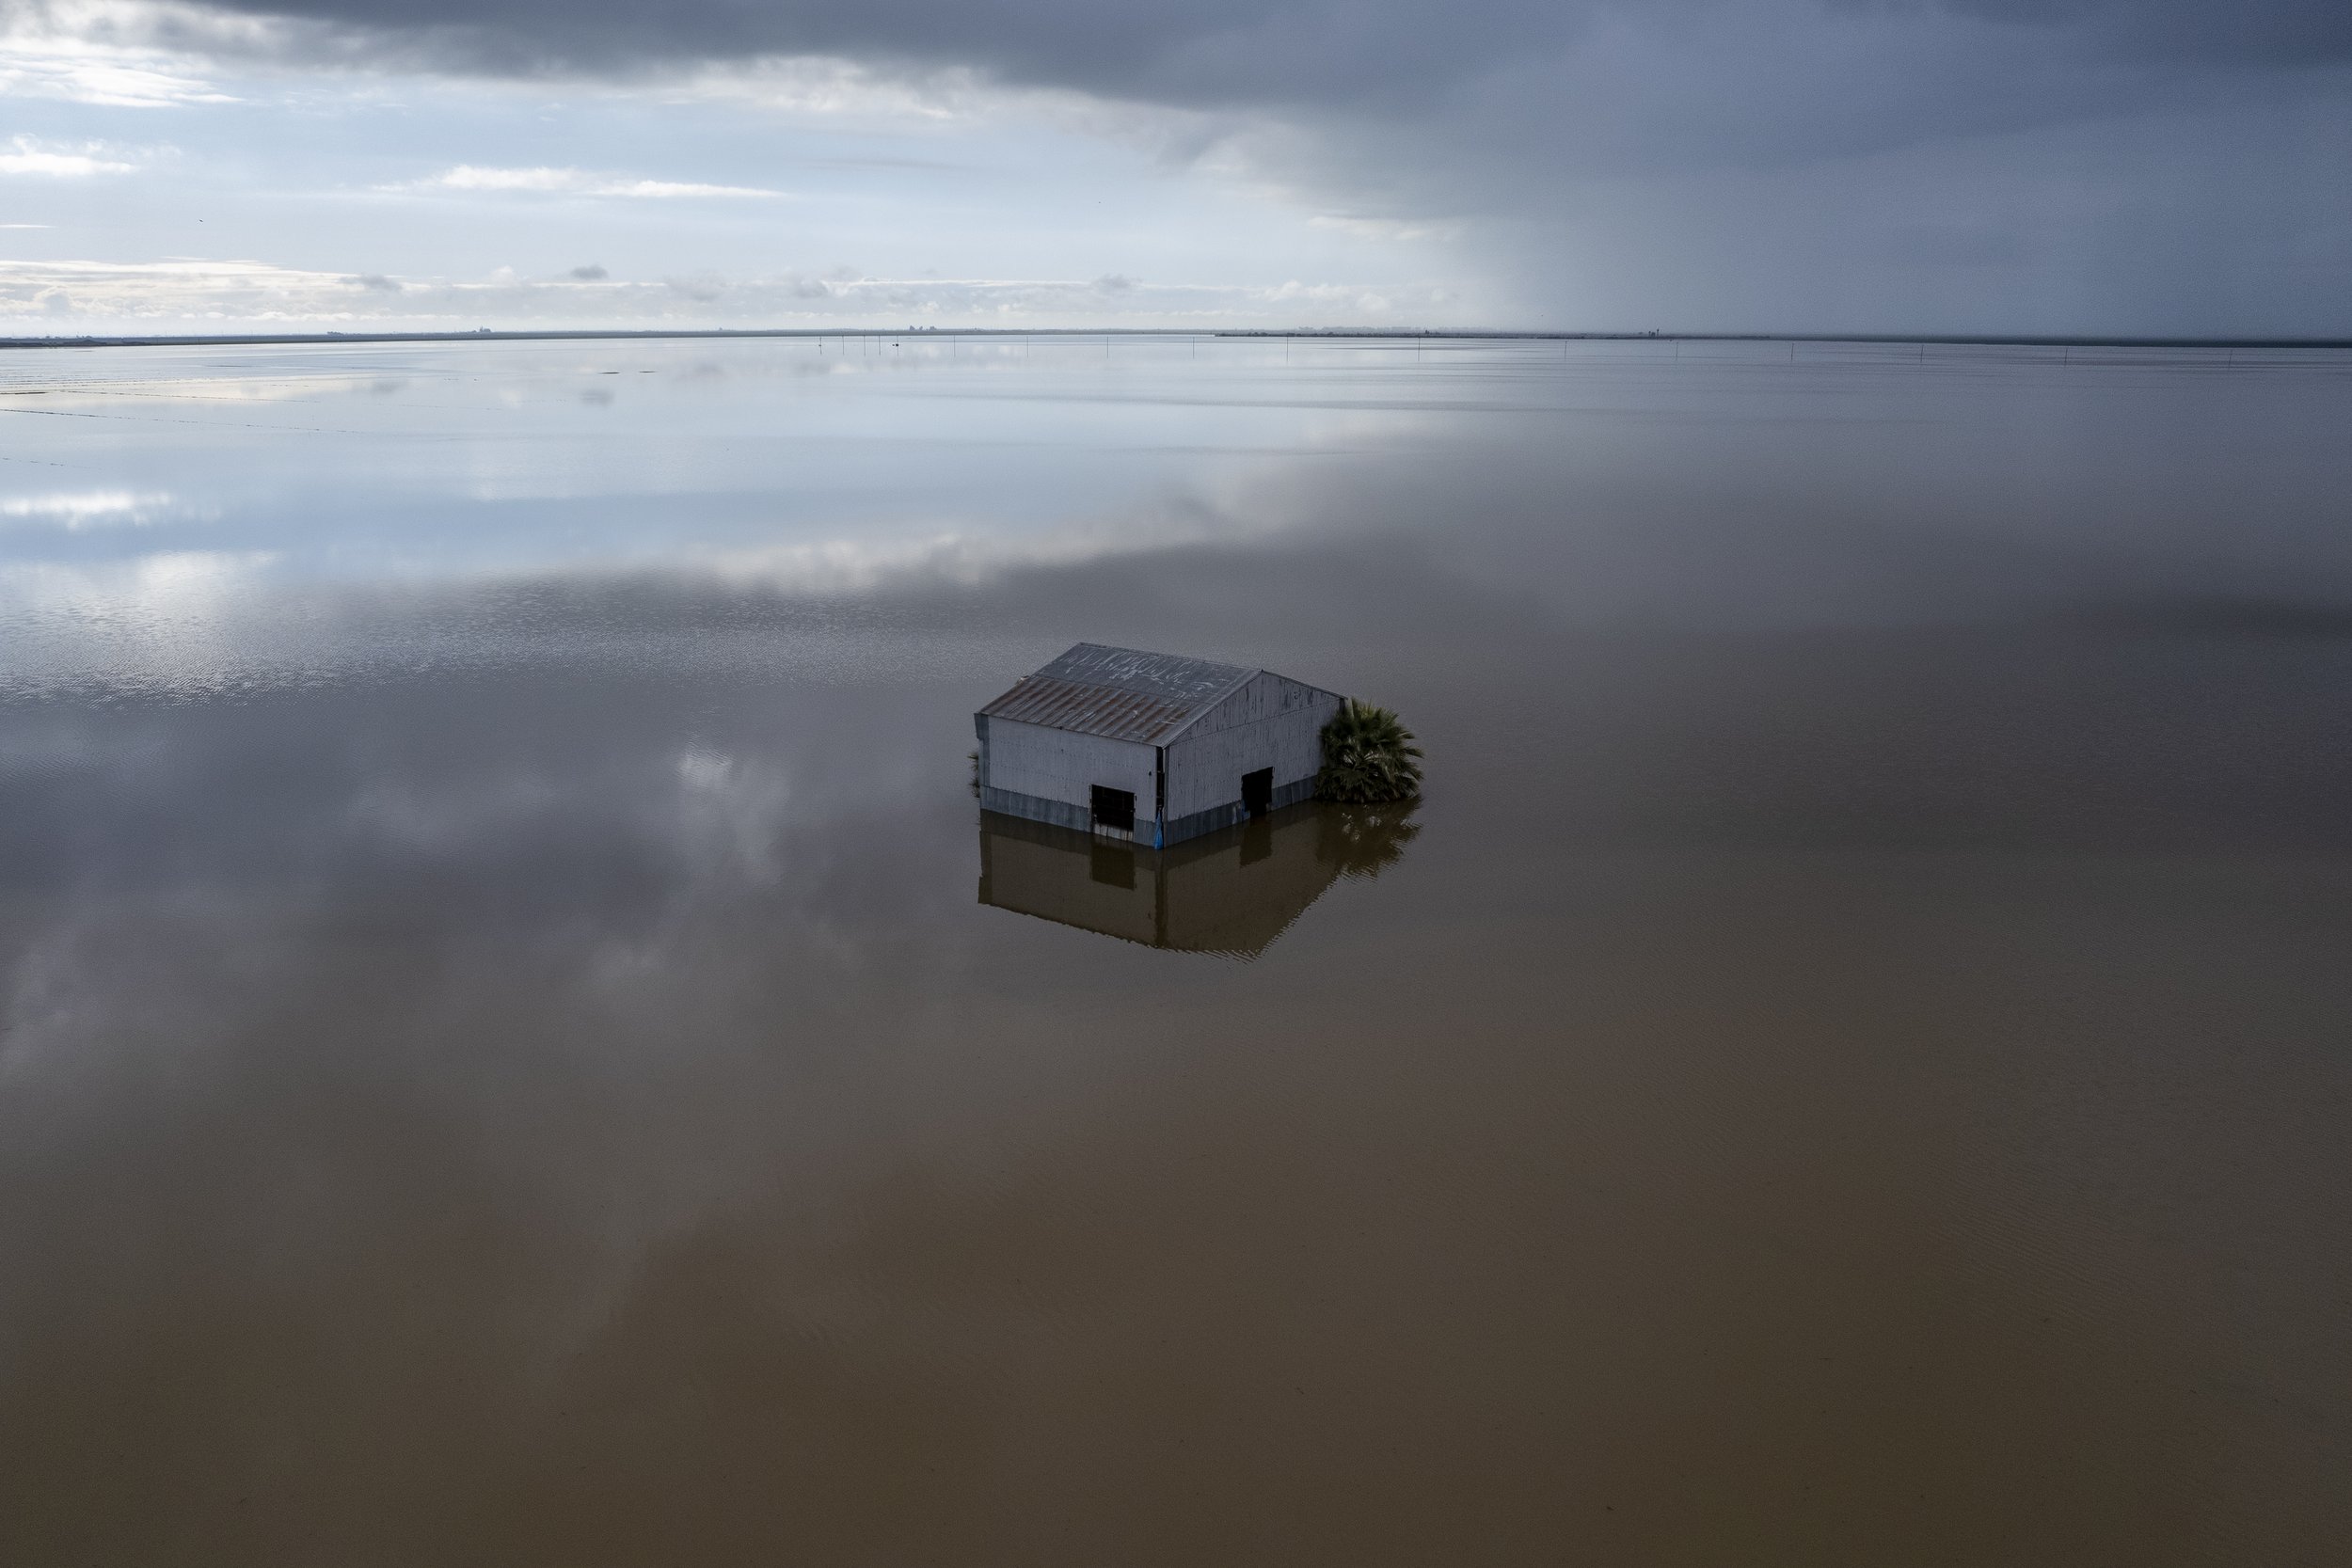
[975,643,1344,847]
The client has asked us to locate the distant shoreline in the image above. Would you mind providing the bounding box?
[2,327,2348,352]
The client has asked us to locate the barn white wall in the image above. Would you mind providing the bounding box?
[1165,674,1341,823]
[982,717,1157,832]
[1184,673,1341,741]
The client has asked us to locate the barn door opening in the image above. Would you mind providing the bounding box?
[1090,784,1136,835]
[1241,768,1273,819]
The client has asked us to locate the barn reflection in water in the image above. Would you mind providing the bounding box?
[977,800,1418,958]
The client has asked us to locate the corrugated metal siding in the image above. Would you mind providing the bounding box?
[1164,774,1321,847]
[979,716,1157,838]
[978,784,1090,834]
[1164,674,1342,826]
[1171,669,1342,740]
[975,648,1344,846]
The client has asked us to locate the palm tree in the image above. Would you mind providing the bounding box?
[1315,699,1422,804]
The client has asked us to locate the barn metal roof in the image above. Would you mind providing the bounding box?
[978,642,1260,745]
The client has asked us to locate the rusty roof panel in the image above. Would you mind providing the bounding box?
[979,673,1205,744]
[978,643,1295,744]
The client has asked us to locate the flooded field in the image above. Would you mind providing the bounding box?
[3,336,2348,1564]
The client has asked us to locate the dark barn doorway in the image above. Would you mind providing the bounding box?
[1241,768,1273,819]
[1090,784,1136,834]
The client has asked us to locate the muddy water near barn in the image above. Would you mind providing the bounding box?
[3,338,2349,1564]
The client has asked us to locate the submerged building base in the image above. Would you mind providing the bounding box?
[977,784,1093,836]
[1159,774,1317,846]
[980,776,1318,848]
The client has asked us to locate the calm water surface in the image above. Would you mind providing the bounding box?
[3,337,2349,1563]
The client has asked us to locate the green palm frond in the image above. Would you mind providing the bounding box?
[1315,699,1423,804]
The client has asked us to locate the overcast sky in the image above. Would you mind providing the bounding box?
[2,0,2346,333]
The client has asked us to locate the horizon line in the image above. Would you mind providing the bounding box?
[4,327,2349,352]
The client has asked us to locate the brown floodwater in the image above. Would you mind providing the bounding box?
[1,337,2348,1564]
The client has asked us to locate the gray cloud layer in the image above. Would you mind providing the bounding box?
[36,0,2352,331]
[175,0,2352,103]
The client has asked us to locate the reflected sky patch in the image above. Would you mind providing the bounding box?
[2,337,2350,1564]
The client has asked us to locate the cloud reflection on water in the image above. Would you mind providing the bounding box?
[1,338,2350,1563]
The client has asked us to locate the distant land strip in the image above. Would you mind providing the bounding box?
[2,328,2350,351]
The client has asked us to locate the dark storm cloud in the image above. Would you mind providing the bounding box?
[1930,0,2352,64]
[183,0,1574,105]
[152,0,2352,239]
[72,0,2352,330]
[173,0,2352,107]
